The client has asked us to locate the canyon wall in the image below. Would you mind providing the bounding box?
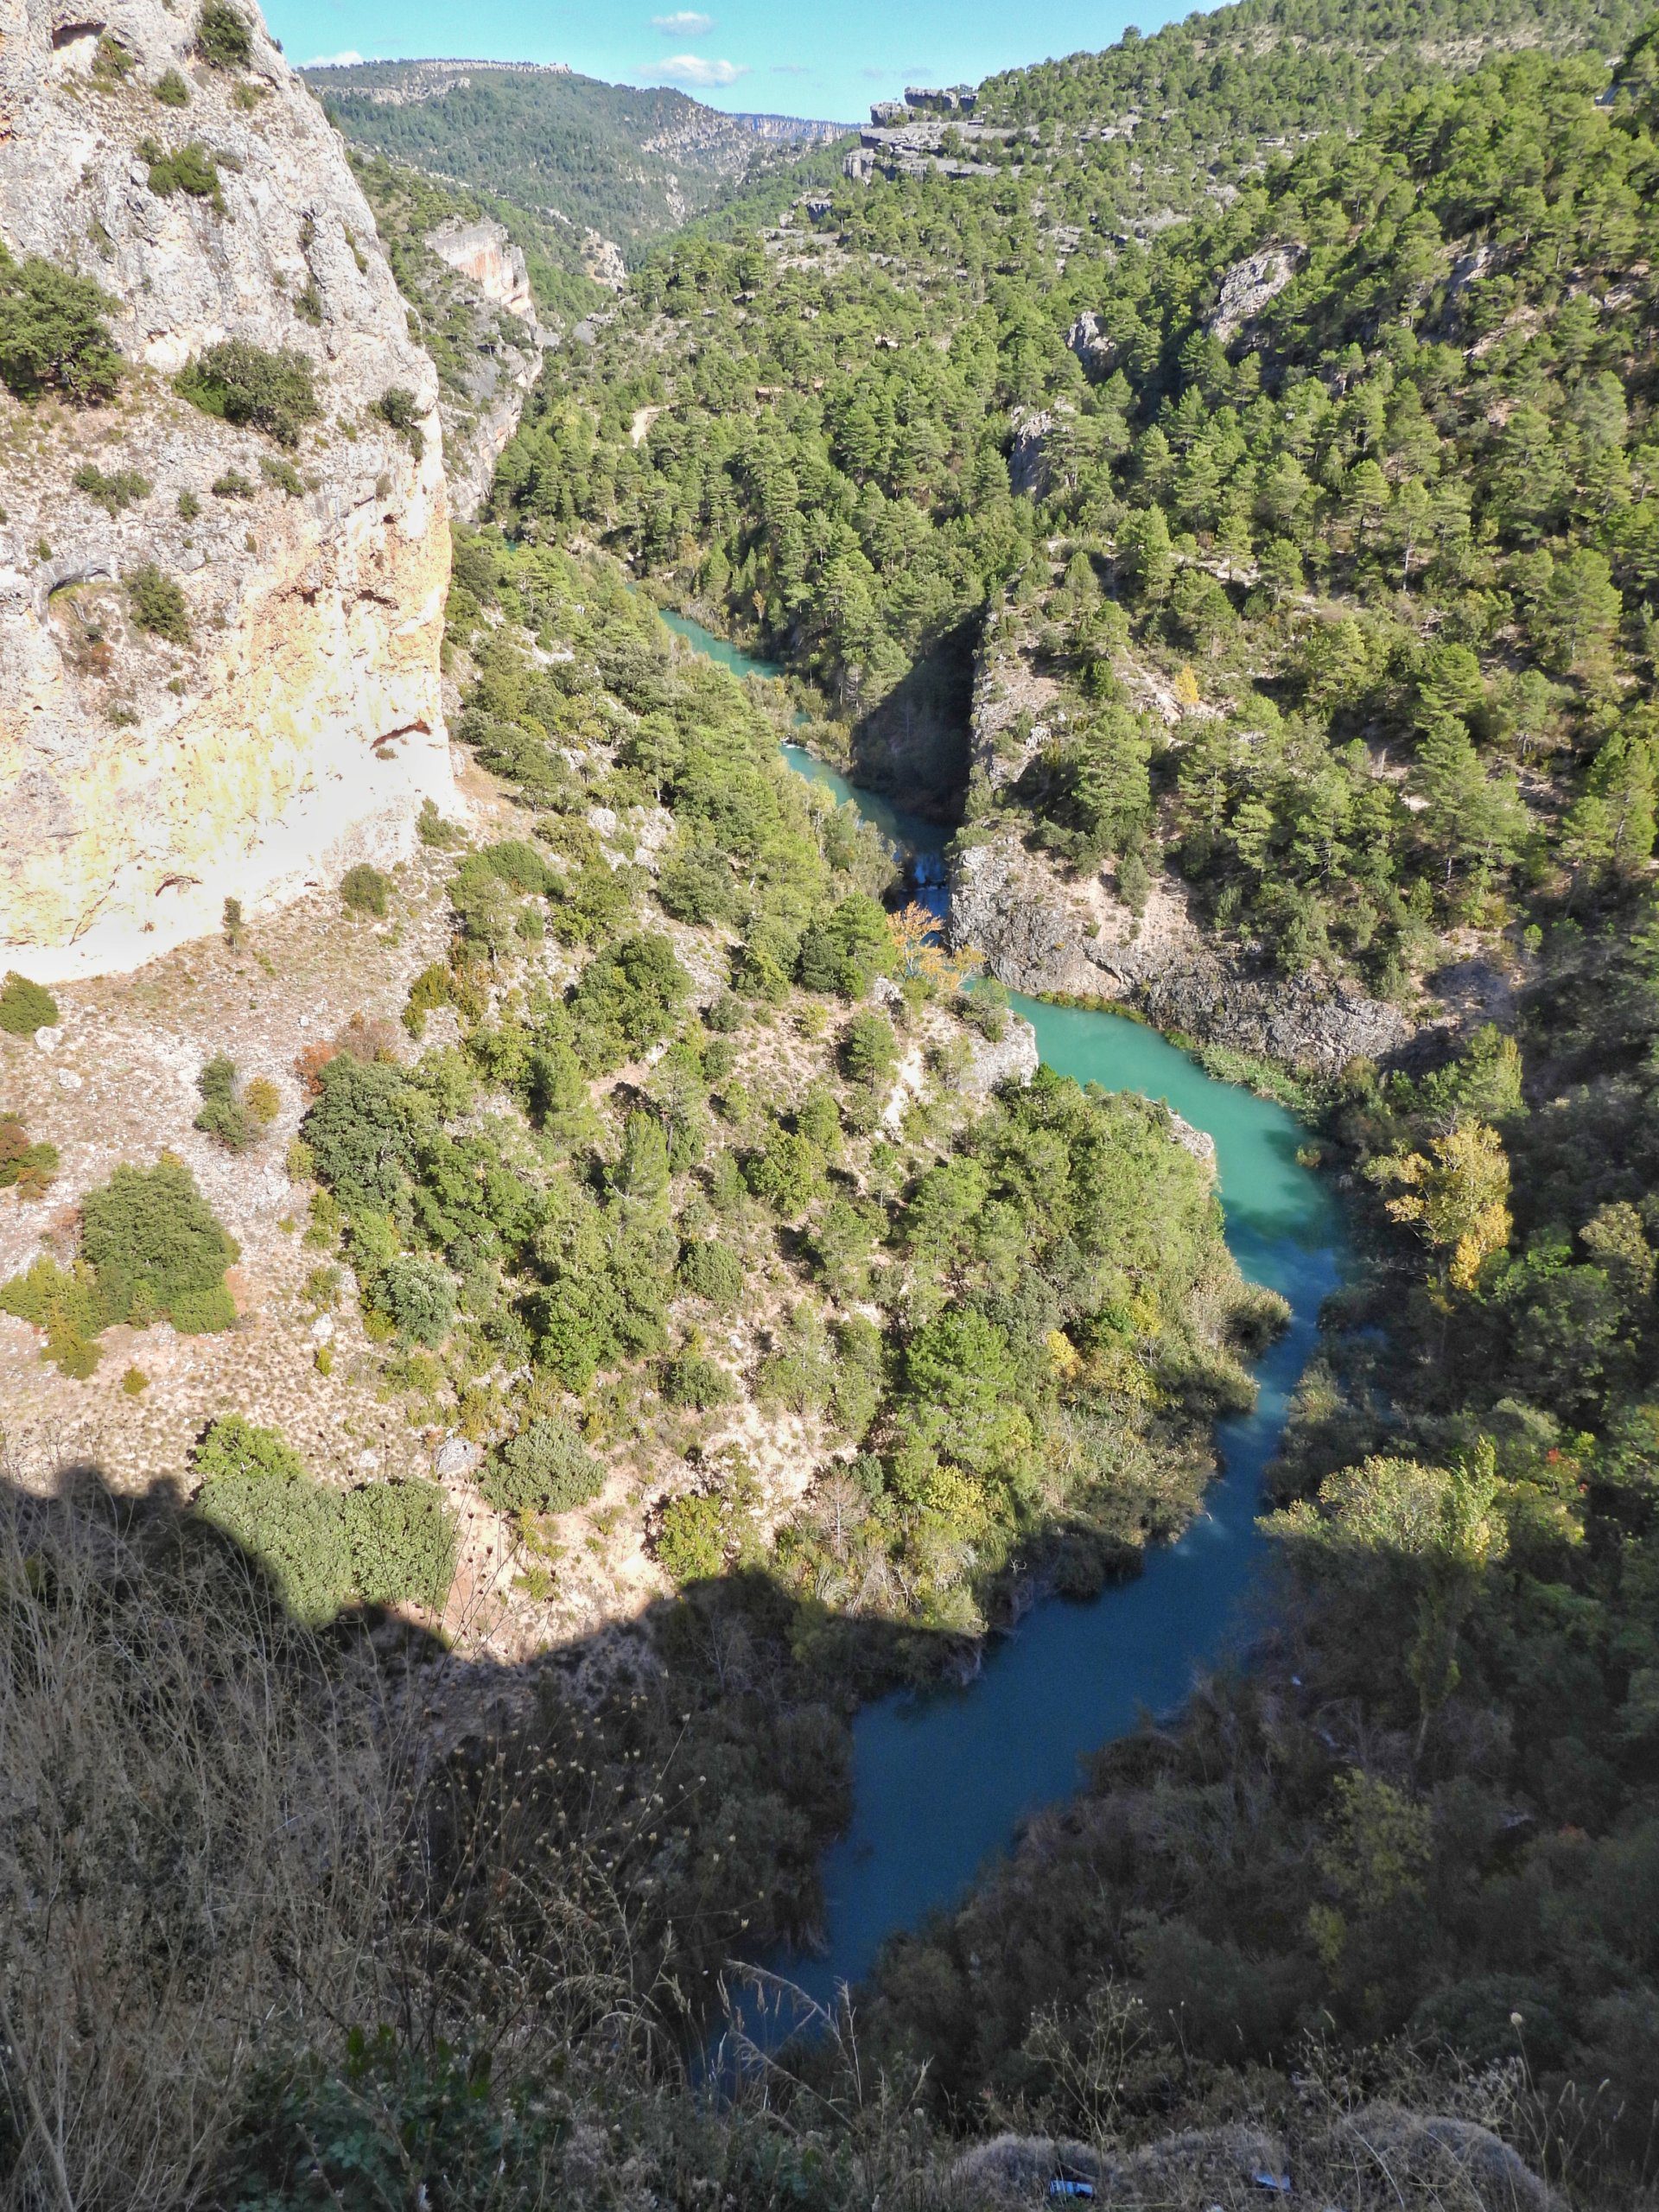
[949,602,1414,1077]
[0,0,455,981]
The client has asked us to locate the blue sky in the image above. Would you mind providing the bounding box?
[272,0,1187,124]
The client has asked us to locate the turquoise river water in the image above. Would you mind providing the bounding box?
[659,610,1347,2018]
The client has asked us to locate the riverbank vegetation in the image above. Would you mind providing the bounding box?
[281,531,1266,1656]
[846,907,1659,2192]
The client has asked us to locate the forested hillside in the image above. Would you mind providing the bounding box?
[982,0,1639,131]
[308,60,848,256]
[498,25,1659,995]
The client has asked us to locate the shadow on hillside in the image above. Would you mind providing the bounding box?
[0,1454,968,2046]
[848,619,977,822]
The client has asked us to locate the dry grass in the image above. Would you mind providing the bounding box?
[0,1462,653,2210]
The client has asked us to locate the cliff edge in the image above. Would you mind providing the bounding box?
[0,0,455,981]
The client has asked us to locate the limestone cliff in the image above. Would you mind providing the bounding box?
[421,213,550,518]
[0,0,455,982]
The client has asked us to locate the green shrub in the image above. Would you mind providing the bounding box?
[675,1238,744,1311]
[176,340,319,447]
[841,1010,898,1088]
[0,971,58,1035]
[341,1480,455,1611]
[662,1351,734,1410]
[373,1255,454,1347]
[0,249,122,404]
[139,138,226,212]
[259,454,303,499]
[125,565,190,645]
[194,1052,254,1151]
[569,932,690,1073]
[480,1415,603,1517]
[373,385,424,461]
[0,1118,58,1199]
[963,976,1009,1040]
[0,1256,105,1376]
[153,66,190,105]
[92,33,135,79]
[340,863,391,918]
[168,1281,238,1332]
[416,798,464,849]
[192,1416,353,1626]
[177,487,201,520]
[80,1154,238,1332]
[744,1123,825,1217]
[213,468,254,499]
[653,1491,728,1583]
[403,962,453,1039]
[72,464,150,514]
[195,0,252,68]
[756,1303,836,1414]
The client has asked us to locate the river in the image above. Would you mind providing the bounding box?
[660,609,1346,2024]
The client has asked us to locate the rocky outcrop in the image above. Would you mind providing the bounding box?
[947,2110,1560,2211]
[951,830,1103,998]
[1206,241,1305,342]
[950,829,1411,1076]
[1164,1105,1217,1173]
[1007,407,1055,499]
[421,215,550,517]
[1065,309,1116,378]
[0,0,455,981]
[963,1008,1039,1094]
[425,215,537,324]
[1122,941,1413,1073]
[949,2126,1289,2209]
[581,231,628,290]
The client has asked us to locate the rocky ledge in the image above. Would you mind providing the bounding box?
[950,828,1411,1078]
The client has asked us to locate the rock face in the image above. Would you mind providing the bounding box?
[1065,309,1116,378]
[421,214,550,518]
[1006,407,1055,499]
[950,613,1413,1078]
[425,215,538,325]
[963,1008,1039,1095]
[948,2112,1560,2212]
[0,0,455,982]
[951,825,1412,1077]
[1205,241,1306,342]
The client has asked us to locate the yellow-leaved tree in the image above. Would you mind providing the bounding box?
[1371,1118,1512,1300]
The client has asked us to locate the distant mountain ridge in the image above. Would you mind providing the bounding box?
[305,60,849,255]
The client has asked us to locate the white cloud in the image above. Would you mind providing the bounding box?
[304,48,364,66]
[652,52,747,86]
[651,10,713,32]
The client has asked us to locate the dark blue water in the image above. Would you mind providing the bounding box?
[660,607,1345,2021]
